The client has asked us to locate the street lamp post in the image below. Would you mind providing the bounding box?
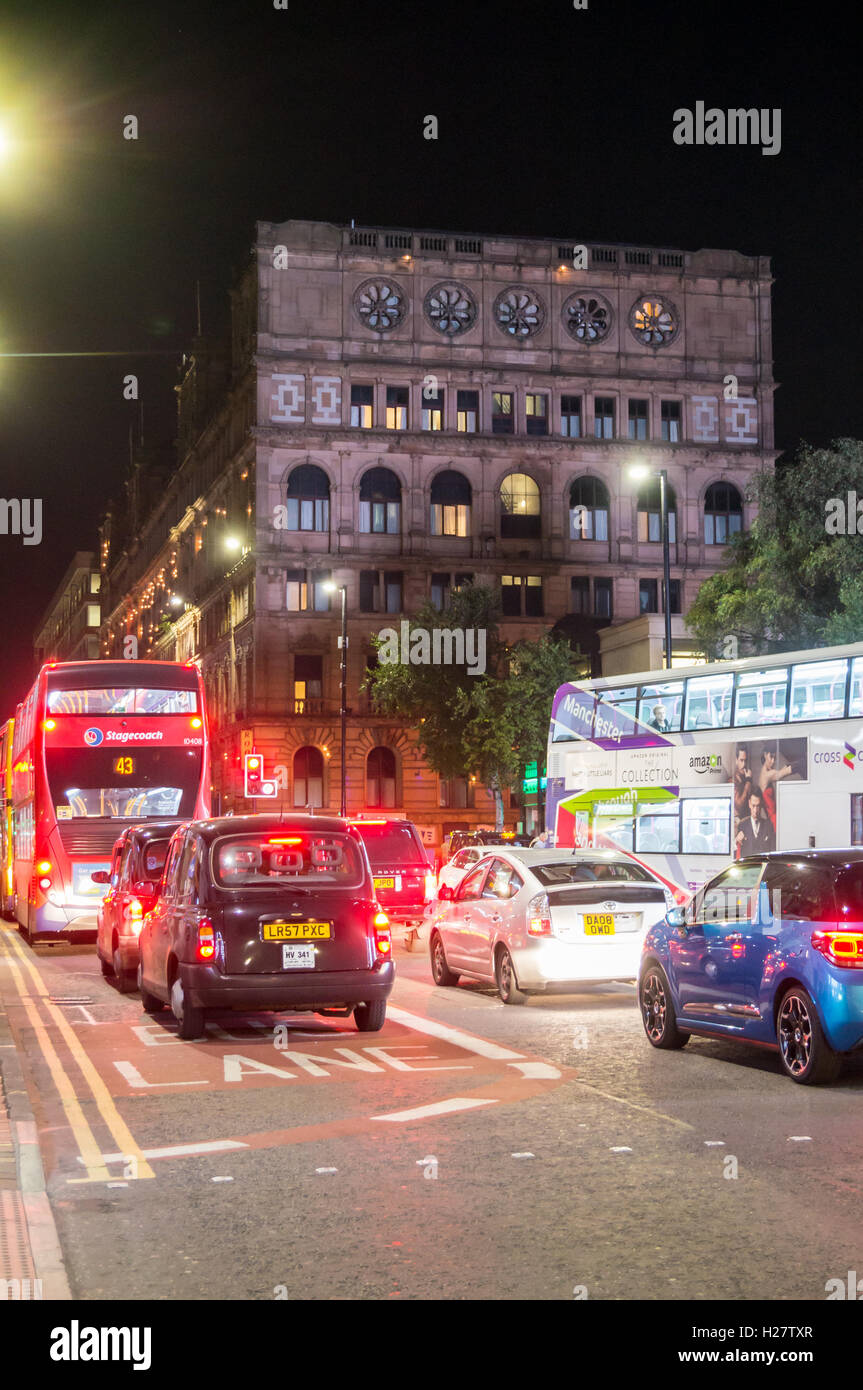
[629,463,673,671]
[324,581,348,816]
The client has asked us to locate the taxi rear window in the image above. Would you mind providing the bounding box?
[212,833,365,888]
[139,838,170,881]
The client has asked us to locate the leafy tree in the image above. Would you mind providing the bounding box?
[686,438,863,656]
[366,585,586,828]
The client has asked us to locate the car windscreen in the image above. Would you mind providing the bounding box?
[137,838,171,882]
[212,832,365,889]
[46,747,202,818]
[532,860,656,887]
[354,824,426,866]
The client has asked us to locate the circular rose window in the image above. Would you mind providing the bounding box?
[353,280,407,332]
[424,283,477,336]
[563,293,613,344]
[493,287,546,339]
[629,296,679,347]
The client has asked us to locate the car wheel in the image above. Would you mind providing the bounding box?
[100,955,114,979]
[495,946,528,1005]
[113,945,134,994]
[137,963,165,1014]
[170,977,205,1041]
[640,965,689,1049]
[354,999,387,1032]
[430,932,460,987]
[777,986,841,1085]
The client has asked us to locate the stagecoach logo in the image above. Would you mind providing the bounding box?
[83,727,104,746]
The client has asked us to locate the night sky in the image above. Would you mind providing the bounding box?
[0,0,859,714]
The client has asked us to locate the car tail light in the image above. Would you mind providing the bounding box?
[36,860,52,876]
[527,891,552,936]
[373,909,391,956]
[124,898,144,935]
[811,929,863,969]
[196,919,216,961]
[424,872,436,903]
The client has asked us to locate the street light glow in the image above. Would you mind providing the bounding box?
[224,535,241,551]
[628,462,651,480]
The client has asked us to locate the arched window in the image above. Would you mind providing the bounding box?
[359,467,401,534]
[285,464,330,532]
[704,482,743,545]
[293,746,324,809]
[366,747,396,808]
[500,472,541,539]
[637,480,677,544]
[569,477,609,541]
[430,471,472,537]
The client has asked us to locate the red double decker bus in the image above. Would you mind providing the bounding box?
[11,660,210,940]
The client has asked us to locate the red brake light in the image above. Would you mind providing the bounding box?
[424,872,436,902]
[373,909,391,956]
[268,837,302,845]
[36,860,52,875]
[351,819,388,826]
[124,898,144,935]
[190,717,202,729]
[42,718,57,732]
[527,891,552,937]
[196,919,216,961]
[811,929,863,968]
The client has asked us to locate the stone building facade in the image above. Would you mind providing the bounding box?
[34,551,102,667]
[98,219,776,845]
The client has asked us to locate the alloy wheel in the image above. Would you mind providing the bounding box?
[642,971,668,1043]
[779,993,812,1077]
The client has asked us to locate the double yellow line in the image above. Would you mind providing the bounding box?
[0,928,154,1182]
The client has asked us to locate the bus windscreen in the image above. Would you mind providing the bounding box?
[46,687,198,715]
[46,747,203,818]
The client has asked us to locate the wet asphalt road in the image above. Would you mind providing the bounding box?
[3,924,863,1301]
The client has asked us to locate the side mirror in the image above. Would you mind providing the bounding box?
[438,884,453,901]
[666,906,686,930]
[91,870,110,885]
[133,880,156,897]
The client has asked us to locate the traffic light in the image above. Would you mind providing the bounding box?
[244,753,277,798]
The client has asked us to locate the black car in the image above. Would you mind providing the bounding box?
[94,818,185,991]
[137,814,395,1040]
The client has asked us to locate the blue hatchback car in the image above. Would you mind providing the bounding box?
[639,850,863,1085]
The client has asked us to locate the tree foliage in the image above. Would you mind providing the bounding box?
[366,585,587,827]
[686,438,863,656]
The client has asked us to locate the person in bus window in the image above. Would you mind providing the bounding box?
[647,702,672,732]
[733,746,753,826]
[735,789,776,856]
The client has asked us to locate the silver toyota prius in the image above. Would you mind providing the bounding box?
[429,849,677,1004]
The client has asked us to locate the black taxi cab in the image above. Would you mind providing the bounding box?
[137,814,394,1039]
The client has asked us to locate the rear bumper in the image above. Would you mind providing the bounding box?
[382,905,432,928]
[30,903,99,939]
[512,934,644,988]
[179,958,395,1010]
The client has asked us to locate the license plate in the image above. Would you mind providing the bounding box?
[263,921,331,941]
[282,944,316,969]
[583,913,615,936]
[374,877,396,890]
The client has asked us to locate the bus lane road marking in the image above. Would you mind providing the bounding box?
[2,930,155,1182]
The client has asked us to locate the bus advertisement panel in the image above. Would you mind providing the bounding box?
[546,643,863,896]
[11,660,209,939]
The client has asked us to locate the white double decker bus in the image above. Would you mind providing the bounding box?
[546,642,863,895]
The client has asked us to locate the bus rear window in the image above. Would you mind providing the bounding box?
[213,834,364,888]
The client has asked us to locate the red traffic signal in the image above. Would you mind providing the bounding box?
[244,753,277,798]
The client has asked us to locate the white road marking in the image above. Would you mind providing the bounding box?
[508,1061,560,1079]
[107,1182,129,1188]
[372,1097,499,1123]
[114,1061,209,1089]
[315,1167,338,1174]
[511,1152,535,1159]
[704,1140,725,1147]
[385,1006,525,1061]
[788,1135,813,1142]
[76,1139,248,1165]
[610,1146,633,1153]
[212,1176,234,1183]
